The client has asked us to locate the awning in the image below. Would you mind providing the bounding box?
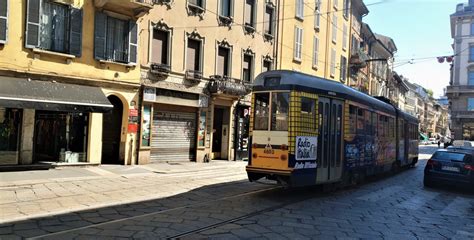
[0,77,113,112]
[419,132,428,140]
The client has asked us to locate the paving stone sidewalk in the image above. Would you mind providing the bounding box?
[0,161,253,224]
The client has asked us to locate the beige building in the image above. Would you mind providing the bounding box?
[348,0,369,92]
[137,0,275,163]
[0,0,151,166]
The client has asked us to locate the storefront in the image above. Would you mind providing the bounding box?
[0,108,22,165]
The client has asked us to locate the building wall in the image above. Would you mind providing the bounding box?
[277,0,350,82]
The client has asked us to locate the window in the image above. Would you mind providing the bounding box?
[26,0,83,56]
[243,54,253,82]
[313,37,319,68]
[217,46,231,77]
[151,29,170,65]
[186,38,202,72]
[296,0,304,19]
[264,4,275,37]
[244,0,256,30]
[343,24,348,50]
[340,55,347,82]
[188,0,205,9]
[330,48,336,77]
[351,35,359,52]
[94,12,137,64]
[468,98,474,111]
[343,0,349,19]
[220,0,233,18]
[348,105,356,134]
[263,59,272,72]
[332,13,337,43]
[469,70,474,85]
[470,45,474,62]
[271,92,289,131]
[471,22,474,36]
[301,97,317,132]
[0,0,8,43]
[357,108,364,133]
[314,1,321,30]
[294,26,303,61]
[254,93,270,130]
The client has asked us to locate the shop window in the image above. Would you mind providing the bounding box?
[198,110,206,148]
[94,12,138,64]
[271,92,289,131]
[0,108,22,165]
[254,92,270,130]
[141,105,152,147]
[25,0,83,56]
[34,111,89,163]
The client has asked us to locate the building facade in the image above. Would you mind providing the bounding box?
[348,0,369,92]
[137,0,275,163]
[447,1,474,140]
[0,0,152,166]
[276,0,351,83]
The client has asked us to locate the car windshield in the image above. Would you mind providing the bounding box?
[432,152,466,162]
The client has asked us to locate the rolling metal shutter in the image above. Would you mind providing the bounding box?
[151,110,196,162]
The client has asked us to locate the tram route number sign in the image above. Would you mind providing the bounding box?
[295,136,317,161]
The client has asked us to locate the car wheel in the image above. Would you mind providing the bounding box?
[423,176,434,188]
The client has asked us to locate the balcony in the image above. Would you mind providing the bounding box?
[150,63,171,77]
[94,0,153,16]
[185,70,203,83]
[208,75,251,97]
[349,48,369,69]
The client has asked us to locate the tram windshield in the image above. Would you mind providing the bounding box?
[253,92,289,131]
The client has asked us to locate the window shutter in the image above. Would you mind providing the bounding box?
[69,7,83,57]
[94,11,107,60]
[128,21,138,64]
[294,27,298,60]
[25,0,41,48]
[0,0,7,43]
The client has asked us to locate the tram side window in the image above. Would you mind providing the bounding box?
[389,117,394,138]
[348,105,357,134]
[357,108,364,134]
[378,115,385,137]
[254,93,270,130]
[271,92,289,131]
[365,110,371,135]
[372,112,377,136]
[301,97,317,132]
[385,117,390,138]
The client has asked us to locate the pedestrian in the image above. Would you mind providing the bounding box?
[437,140,441,148]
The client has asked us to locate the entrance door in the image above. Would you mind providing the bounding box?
[102,96,123,164]
[317,97,343,183]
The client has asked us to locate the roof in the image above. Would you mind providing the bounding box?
[253,70,398,114]
[375,33,398,53]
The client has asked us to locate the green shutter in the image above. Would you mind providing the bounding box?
[25,0,41,48]
[0,0,7,43]
[69,7,83,57]
[94,11,107,60]
[128,21,138,64]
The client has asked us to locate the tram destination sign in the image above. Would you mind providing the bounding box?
[295,136,317,161]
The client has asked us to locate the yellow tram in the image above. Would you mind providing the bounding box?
[246,70,419,187]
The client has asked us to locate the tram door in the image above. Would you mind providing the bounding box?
[317,97,343,183]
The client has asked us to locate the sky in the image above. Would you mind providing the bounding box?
[363,0,456,98]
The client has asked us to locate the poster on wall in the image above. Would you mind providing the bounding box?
[198,111,206,147]
[141,105,151,146]
[294,136,317,169]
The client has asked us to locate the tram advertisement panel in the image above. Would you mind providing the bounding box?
[294,136,317,169]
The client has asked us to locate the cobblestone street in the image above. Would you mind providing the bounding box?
[0,145,473,239]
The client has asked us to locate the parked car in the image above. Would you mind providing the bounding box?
[424,148,474,190]
[428,138,437,144]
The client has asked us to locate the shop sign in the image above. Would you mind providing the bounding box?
[128,123,138,133]
[129,109,139,124]
[143,87,156,102]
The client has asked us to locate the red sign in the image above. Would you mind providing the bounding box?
[129,109,138,117]
[128,123,138,133]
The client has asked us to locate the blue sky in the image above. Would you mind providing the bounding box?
[363,0,456,98]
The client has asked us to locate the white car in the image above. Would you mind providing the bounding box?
[429,138,437,144]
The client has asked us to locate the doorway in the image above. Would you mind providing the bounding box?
[102,95,123,164]
[212,106,230,159]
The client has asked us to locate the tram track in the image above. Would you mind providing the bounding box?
[28,185,284,240]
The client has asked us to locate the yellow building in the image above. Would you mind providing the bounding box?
[0,0,151,166]
[137,0,275,163]
[276,0,351,83]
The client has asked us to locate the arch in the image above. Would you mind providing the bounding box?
[101,94,125,164]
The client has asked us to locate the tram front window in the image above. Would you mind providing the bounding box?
[254,93,270,130]
[271,92,289,131]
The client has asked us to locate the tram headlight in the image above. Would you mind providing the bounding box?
[280,154,287,161]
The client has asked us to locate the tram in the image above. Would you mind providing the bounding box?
[246,70,419,187]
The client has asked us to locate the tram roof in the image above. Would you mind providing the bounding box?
[253,70,397,114]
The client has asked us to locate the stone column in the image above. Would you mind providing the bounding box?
[20,109,35,165]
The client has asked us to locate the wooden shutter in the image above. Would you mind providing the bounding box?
[244,0,252,25]
[264,6,270,34]
[69,7,83,57]
[152,29,168,64]
[187,39,199,71]
[313,37,319,67]
[25,0,41,48]
[217,47,225,76]
[128,21,138,64]
[94,12,107,60]
[0,0,7,43]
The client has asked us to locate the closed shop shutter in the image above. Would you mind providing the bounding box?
[151,110,196,162]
